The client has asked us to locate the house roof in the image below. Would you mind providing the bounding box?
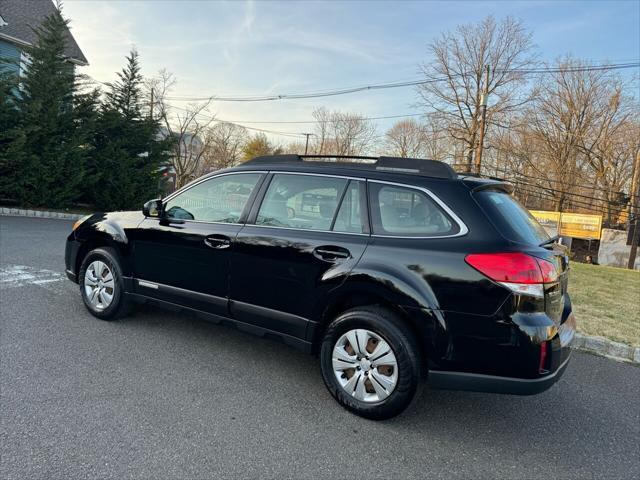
[0,0,88,65]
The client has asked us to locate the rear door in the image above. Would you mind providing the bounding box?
[229,172,370,340]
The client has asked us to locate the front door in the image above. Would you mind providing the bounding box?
[132,172,265,316]
[230,173,370,340]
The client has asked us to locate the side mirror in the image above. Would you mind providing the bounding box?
[143,199,162,218]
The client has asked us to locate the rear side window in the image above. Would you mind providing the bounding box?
[369,182,457,236]
[256,174,348,231]
[475,190,550,245]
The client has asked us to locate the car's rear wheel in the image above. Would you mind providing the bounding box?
[320,306,421,420]
[79,247,130,320]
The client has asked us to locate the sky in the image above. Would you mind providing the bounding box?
[61,0,640,144]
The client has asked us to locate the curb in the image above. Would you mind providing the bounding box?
[572,333,639,365]
[0,207,84,221]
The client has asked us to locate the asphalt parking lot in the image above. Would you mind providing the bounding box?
[1,215,639,479]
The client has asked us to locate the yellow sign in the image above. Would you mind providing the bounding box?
[529,210,602,240]
[559,213,603,240]
[530,210,561,235]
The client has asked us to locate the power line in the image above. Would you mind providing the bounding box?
[513,184,635,213]
[199,112,425,125]
[161,102,309,138]
[489,166,631,196]
[512,178,627,205]
[150,62,639,102]
[513,186,629,216]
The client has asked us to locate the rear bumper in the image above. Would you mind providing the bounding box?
[428,352,571,395]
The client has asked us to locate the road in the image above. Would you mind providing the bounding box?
[1,215,639,479]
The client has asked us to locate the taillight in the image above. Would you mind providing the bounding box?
[465,252,558,297]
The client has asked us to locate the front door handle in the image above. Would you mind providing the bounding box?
[313,245,351,262]
[204,234,231,249]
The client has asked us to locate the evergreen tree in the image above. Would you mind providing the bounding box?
[15,10,90,207]
[0,70,25,200]
[90,50,169,211]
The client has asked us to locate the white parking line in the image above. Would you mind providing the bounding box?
[0,265,65,289]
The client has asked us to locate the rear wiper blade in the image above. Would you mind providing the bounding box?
[539,235,560,247]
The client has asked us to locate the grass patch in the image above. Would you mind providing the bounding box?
[569,262,640,346]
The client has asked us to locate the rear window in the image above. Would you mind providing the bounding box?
[475,190,550,245]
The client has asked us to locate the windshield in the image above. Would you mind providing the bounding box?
[475,190,550,245]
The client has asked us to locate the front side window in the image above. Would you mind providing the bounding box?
[256,174,348,231]
[164,173,262,222]
[370,183,456,236]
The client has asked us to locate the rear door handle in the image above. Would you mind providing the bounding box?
[204,234,231,249]
[313,245,351,262]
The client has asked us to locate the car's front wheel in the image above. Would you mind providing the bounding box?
[78,247,130,321]
[320,306,421,420]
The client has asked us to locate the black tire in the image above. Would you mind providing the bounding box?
[78,247,131,321]
[320,306,421,420]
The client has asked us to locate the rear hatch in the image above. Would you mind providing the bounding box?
[472,187,571,325]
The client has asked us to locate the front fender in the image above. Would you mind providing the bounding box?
[72,211,144,276]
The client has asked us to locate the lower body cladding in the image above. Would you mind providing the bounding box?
[428,355,571,395]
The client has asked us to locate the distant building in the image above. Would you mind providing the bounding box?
[0,0,88,77]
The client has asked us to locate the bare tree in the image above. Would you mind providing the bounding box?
[203,122,249,171]
[148,70,215,187]
[422,116,454,161]
[144,69,176,120]
[489,59,638,225]
[282,140,307,155]
[526,59,620,210]
[384,119,427,157]
[311,107,377,156]
[161,101,214,188]
[417,16,537,171]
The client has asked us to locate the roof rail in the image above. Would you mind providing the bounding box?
[244,154,457,180]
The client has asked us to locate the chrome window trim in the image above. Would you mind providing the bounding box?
[368,180,469,239]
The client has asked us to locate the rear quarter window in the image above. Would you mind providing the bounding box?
[474,190,550,245]
[369,182,459,237]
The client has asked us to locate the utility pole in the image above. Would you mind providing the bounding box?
[627,147,640,269]
[474,65,490,175]
[150,87,155,119]
[302,133,313,155]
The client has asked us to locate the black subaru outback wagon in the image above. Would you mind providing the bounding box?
[65,155,575,419]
